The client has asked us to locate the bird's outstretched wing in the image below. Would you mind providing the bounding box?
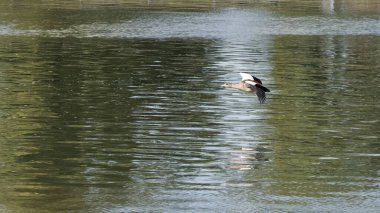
[255,85,267,104]
[251,76,263,85]
[240,73,263,84]
[245,81,268,104]
[240,73,253,81]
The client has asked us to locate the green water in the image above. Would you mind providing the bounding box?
[0,1,379,212]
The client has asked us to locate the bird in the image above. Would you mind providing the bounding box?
[222,73,270,104]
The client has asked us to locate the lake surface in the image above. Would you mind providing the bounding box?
[0,1,379,212]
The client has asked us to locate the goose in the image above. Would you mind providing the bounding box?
[222,73,270,104]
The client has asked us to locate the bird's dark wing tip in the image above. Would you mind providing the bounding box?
[255,86,267,104]
[251,75,263,85]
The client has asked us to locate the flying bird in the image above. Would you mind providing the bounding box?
[222,73,270,104]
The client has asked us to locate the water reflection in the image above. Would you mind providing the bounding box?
[0,37,228,211]
[322,0,335,15]
[268,35,380,198]
[0,1,379,212]
[1,7,380,38]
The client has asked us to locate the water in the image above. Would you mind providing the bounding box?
[0,1,379,212]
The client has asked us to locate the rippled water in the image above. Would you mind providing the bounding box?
[0,1,379,212]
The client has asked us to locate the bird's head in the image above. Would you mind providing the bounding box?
[221,83,232,88]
